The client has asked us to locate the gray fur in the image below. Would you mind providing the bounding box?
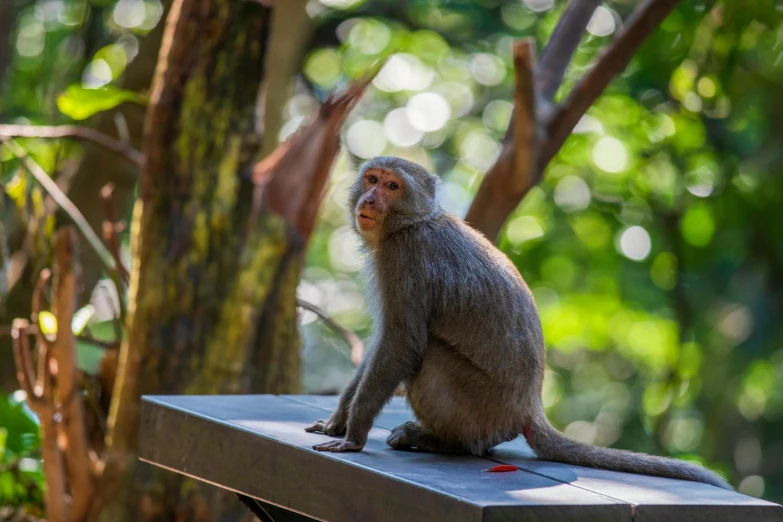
[306,156,731,490]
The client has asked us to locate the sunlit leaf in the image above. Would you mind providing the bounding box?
[38,311,57,341]
[4,171,26,208]
[56,85,145,120]
[71,304,95,335]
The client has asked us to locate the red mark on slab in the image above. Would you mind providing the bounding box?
[482,465,519,473]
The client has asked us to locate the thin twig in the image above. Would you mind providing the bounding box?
[540,0,681,169]
[536,0,601,102]
[100,183,130,285]
[11,319,67,521]
[1,138,119,277]
[0,124,143,166]
[31,272,52,389]
[10,320,38,405]
[297,298,365,367]
[31,270,52,396]
[78,333,120,350]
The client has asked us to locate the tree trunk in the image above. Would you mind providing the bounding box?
[92,0,305,519]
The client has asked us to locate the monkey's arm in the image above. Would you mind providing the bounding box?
[304,355,369,436]
[312,284,429,452]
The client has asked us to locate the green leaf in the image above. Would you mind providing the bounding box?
[88,319,123,343]
[56,85,145,120]
[75,340,103,374]
[4,171,26,208]
[71,304,95,335]
[0,394,40,454]
[38,311,57,342]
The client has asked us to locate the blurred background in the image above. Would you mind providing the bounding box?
[2,0,783,515]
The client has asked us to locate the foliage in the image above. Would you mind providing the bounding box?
[1,0,783,513]
[56,85,145,120]
[0,392,43,511]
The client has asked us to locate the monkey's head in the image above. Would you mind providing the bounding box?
[348,156,440,245]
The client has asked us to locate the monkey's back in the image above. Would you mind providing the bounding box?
[386,212,545,386]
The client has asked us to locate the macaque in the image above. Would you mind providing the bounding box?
[305,156,730,489]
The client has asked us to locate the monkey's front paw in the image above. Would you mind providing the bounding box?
[304,418,346,437]
[312,439,364,452]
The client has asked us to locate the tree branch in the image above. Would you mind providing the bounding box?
[540,0,681,169]
[10,319,39,405]
[0,124,144,166]
[464,39,538,241]
[253,57,387,239]
[52,227,94,522]
[11,319,67,522]
[296,298,364,367]
[536,0,601,102]
[465,0,681,241]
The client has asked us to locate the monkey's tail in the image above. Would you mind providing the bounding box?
[525,405,732,490]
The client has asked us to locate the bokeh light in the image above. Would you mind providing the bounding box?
[407,92,451,132]
[592,136,628,173]
[383,108,423,147]
[617,226,651,261]
[587,6,616,37]
[346,120,386,158]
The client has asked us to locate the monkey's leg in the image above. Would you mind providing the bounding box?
[386,421,465,454]
[406,341,524,456]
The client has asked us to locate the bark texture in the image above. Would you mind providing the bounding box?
[92,1,301,519]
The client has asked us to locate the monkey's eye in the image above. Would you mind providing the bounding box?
[388,181,399,191]
[367,174,378,184]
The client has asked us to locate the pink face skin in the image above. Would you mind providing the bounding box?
[355,168,404,242]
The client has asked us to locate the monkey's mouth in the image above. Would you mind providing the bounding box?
[356,213,378,230]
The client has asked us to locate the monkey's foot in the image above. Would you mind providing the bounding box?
[305,418,346,437]
[312,439,364,452]
[386,422,462,453]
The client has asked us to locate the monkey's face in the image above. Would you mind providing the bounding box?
[354,167,403,235]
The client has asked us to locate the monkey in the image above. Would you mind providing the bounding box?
[305,156,731,490]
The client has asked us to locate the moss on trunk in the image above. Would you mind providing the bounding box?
[94,0,304,519]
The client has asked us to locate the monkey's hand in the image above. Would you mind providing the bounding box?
[304,415,347,437]
[312,439,365,452]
